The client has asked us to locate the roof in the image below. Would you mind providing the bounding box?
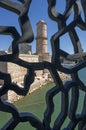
[36,20,47,25]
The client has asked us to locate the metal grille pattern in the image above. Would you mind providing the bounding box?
[0,0,86,129]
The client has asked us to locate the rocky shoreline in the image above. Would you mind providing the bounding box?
[58,71,71,83]
[7,72,71,103]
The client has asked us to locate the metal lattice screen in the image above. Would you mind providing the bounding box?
[0,0,86,129]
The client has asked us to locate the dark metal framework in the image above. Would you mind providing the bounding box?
[0,0,86,129]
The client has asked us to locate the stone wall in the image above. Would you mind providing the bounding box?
[0,61,7,85]
[0,53,52,102]
[7,54,39,83]
[7,78,48,103]
[19,54,39,62]
[7,63,26,83]
[39,53,51,62]
[7,54,43,102]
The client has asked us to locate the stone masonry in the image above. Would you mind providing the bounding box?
[0,20,51,102]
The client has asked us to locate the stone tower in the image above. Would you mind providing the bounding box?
[36,20,48,54]
[36,20,51,62]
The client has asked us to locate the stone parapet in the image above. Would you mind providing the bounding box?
[7,62,26,83]
[19,54,39,62]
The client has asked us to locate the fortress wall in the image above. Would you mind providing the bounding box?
[39,53,51,62]
[0,61,8,100]
[7,54,43,102]
[0,20,52,102]
[7,62,27,102]
[7,62,26,83]
[19,54,39,62]
[20,54,43,77]
[7,54,39,83]
[0,62,7,85]
[7,78,48,103]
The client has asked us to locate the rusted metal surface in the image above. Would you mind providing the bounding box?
[0,0,86,129]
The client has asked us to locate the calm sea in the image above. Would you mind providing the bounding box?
[78,67,86,85]
[0,67,86,130]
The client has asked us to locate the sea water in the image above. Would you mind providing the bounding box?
[78,67,86,86]
[0,66,86,130]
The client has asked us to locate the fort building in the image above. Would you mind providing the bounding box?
[36,20,50,60]
[0,20,51,102]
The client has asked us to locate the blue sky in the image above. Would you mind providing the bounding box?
[0,0,86,54]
